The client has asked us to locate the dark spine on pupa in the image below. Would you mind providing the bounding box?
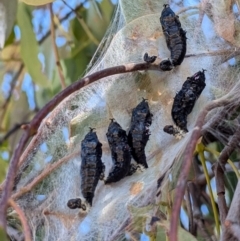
[171,70,206,132]
[105,120,132,184]
[160,4,187,69]
[128,99,152,168]
[80,129,104,206]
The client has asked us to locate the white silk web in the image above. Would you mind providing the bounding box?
[12,0,240,240]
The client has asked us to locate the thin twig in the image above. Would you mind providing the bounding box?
[0,61,161,228]
[186,183,196,236]
[213,126,240,224]
[8,198,32,241]
[193,1,208,40]
[39,2,87,45]
[49,3,66,89]
[0,64,24,128]
[185,48,240,58]
[0,122,28,146]
[188,182,214,241]
[0,58,22,62]
[169,98,230,241]
[62,0,99,46]
[198,144,220,236]
[12,151,79,200]
[176,5,200,15]
[223,180,240,240]
[212,162,228,225]
[218,125,240,166]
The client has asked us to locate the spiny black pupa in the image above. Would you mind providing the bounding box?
[160,4,187,70]
[171,70,206,132]
[67,129,105,210]
[128,99,152,168]
[105,120,133,184]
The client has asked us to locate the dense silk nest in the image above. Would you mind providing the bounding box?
[13,0,240,240]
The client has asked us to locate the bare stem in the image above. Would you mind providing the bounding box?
[176,5,199,15]
[223,180,240,240]
[185,48,240,58]
[213,125,240,225]
[39,2,87,45]
[0,122,28,146]
[49,3,66,89]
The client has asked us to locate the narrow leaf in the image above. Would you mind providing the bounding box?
[20,0,55,6]
[17,3,49,87]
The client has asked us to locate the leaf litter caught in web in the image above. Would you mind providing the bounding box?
[13,0,240,240]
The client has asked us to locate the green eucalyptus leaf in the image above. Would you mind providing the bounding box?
[40,36,55,81]
[0,0,18,48]
[127,205,154,233]
[20,0,55,6]
[0,228,8,241]
[17,3,49,87]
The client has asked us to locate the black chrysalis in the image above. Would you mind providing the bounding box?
[171,70,206,132]
[160,4,187,70]
[143,53,157,63]
[67,130,104,210]
[78,129,105,207]
[67,129,104,209]
[128,99,152,168]
[105,120,133,184]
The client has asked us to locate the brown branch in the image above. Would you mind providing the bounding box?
[212,125,240,225]
[169,98,231,241]
[223,180,240,240]
[212,162,227,224]
[201,104,238,145]
[186,183,197,236]
[218,125,240,166]
[188,182,214,241]
[196,164,235,186]
[0,64,24,128]
[12,151,79,200]
[176,5,200,15]
[195,219,214,241]
[8,198,32,241]
[0,61,161,228]
[49,3,66,89]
